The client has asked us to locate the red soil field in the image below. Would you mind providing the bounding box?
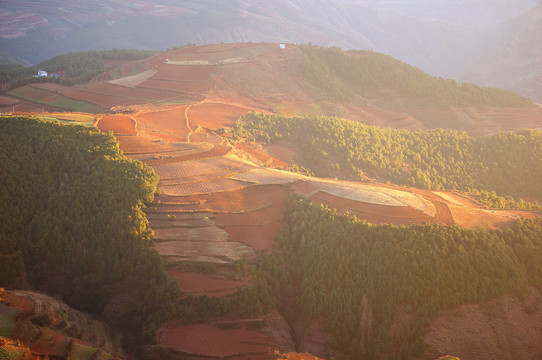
[160,184,288,213]
[236,143,288,168]
[115,135,185,154]
[86,82,181,100]
[153,63,216,82]
[154,226,228,242]
[220,221,282,251]
[133,106,190,140]
[140,78,213,93]
[28,328,68,357]
[158,164,252,187]
[30,83,74,93]
[264,143,300,165]
[189,131,224,144]
[153,239,254,262]
[153,157,245,180]
[96,115,137,135]
[158,323,277,357]
[215,202,285,227]
[159,177,249,196]
[168,270,248,297]
[187,102,250,130]
[145,144,231,165]
[11,103,44,112]
[309,191,434,226]
[63,88,148,108]
[0,95,19,106]
[1,291,36,314]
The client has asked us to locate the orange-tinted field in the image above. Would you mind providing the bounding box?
[168,270,248,296]
[187,102,250,130]
[134,106,190,141]
[235,143,288,167]
[158,323,277,358]
[96,115,137,135]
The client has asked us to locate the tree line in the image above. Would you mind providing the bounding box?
[257,196,542,359]
[0,115,179,347]
[232,113,542,207]
[301,45,530,107]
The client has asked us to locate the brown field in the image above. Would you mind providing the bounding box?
[235,143,288,167]
[220,221,282,251]
[30,83,72,93]
[96,115,137,135]
[158,323,276,357]
[215,202,285,227]
[115,135,188,154]
[161,184,288,213]
[153,63,216,81]
[187,102,250,130]
[85,82,182,100]
[168,270,248,296]
[153,157,244,179]
[0,95,20,106]
[264,143,301,165]
[108,68,157,87]
[153,239,254,262]
[145,144,231,165]
[159,164,253,187]
[153,226,229,242]
[133,106,190,140]
[140,78,213,93]
[159,178,249,196]
[310,191,433,226]
[63,88,148,107]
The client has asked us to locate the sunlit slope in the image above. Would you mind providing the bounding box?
[11,43,542,135]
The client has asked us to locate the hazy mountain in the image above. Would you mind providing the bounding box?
[0,0,535,75]
[454,2,542,102]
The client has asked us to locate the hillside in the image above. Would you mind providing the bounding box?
[0,1,534,75]
[3,43,542,136]
[0,288,126,359]
[455,3,542,103]
[2,42,542,360]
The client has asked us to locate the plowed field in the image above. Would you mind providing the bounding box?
[140,78,213,93]
[64,88,148,107]
[134,106,190,140]
[96,115,137,135]
[158,324,276,357]
[168,271,248,297]
[188,102,250,130]
[153,240,254,261]
[235,144,288,167]
[153,156,244,180]
[220,221,282,250]
[310,191,433,226]
[160,178,248,196]
[154,64,216,81]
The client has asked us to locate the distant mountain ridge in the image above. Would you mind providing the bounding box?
[455,3,542,102]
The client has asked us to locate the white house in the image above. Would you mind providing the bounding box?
[279,43,286,49]
[35,70,48,77]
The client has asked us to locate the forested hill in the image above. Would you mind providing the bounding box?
[260,197,542,359]
[301,45,530,107]
[0,116,178,346]
[233,113,542,204]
